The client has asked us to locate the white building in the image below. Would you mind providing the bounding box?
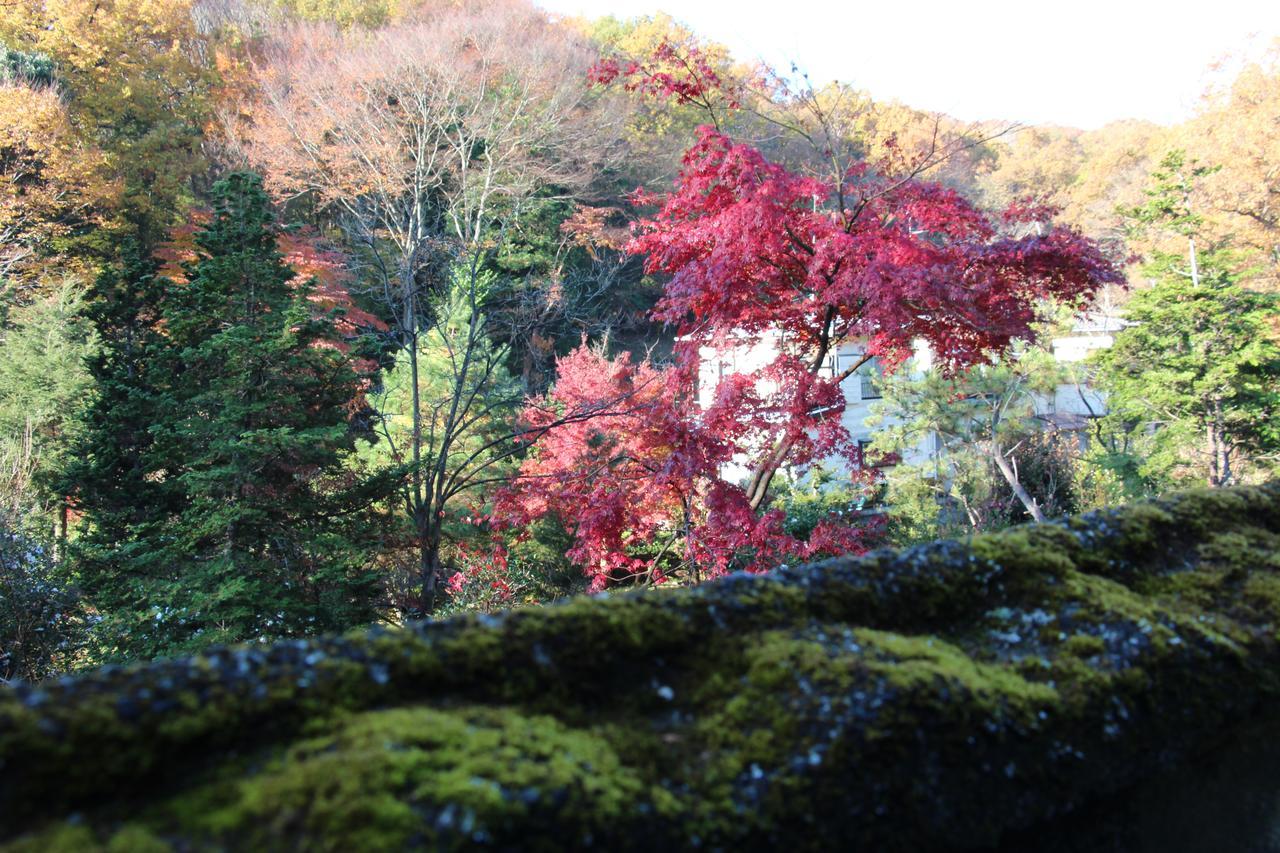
[1041,313,1129,438]
[697,335,936,483]
[697,313,1128,483]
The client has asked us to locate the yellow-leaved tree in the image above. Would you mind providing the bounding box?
[0,81,120,288]
[1183,40,1280,290]
[1,0,220,256]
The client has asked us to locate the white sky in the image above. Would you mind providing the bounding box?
[535,0,1280,129]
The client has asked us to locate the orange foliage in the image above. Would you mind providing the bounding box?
[156,216,386,352]
[0,82,121,288]
[1185,40,1280,289]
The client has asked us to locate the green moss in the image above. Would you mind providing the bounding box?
[103,827,170,853]
[971,524,1082,582]
[45,706,654,852]
[1124,518,1280,626]
[1242,573,1280,623]
[2,824,171,853]
[1187,525,1280,581]
[1167,488,1263,537]
[1,825,100,853]
[677,626,1062,844]
[857,629,1058,708]
[4,484,1280,851]
[1061,573,1169,624]
[1071,501,1175,569]
[1061,634,1106,658]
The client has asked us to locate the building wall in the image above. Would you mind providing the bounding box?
[696,335,937,483]
[697,320,1122,483]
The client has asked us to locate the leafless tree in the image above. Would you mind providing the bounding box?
[240,1,631,607]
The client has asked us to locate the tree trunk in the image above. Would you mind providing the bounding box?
[743,348,873,510]
[402,269,433,612]
[991,446,1047,523]
[1207,404,1232,488]
[956,491,982,533]
[419,511,443,614]
[52,498,68,564]
[1207,421,1220,487]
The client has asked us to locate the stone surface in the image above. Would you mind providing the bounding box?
[2,484,1279,851]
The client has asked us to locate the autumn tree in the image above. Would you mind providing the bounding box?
[1,0,222,260]
[495,344,869,589]
[500,43,1120,587]
[0,76,119,286]
[244,1,627,605]
[632,130,1117,513]
[978,121,1166,251]
[576,13,737,183]
[1184,39,1280,290]
[496,346,701,590]
[268,0,402,28]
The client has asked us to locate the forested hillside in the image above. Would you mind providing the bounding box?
[0,0,1276,680]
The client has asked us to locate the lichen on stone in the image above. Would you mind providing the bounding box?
[2,483,1279,850]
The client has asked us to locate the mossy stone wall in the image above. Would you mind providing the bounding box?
[2,484,1279,850]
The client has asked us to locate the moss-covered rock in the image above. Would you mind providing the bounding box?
[3,484,1280,850]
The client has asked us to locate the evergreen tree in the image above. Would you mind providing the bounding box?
[0,43,55,87]
[868,342,1080,541]
[1092,266,1280,489]
[1093,152,1280,489]
[0,279,98,547]
[73,174,383,659]
[63,244,172,549]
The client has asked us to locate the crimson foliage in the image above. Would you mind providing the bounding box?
[498,46,1121,589]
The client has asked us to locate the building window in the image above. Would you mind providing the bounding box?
[857,356,883,400]
[835,352,857,385]
[857,439,892,468]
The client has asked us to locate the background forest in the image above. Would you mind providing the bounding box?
[1,0,1276,681]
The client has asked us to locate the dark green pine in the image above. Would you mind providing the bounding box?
[72,173,383,659]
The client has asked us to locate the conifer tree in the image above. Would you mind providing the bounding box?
[1093,152,1280,490]
[1092,259,1280,489]
[61,244,177,610]
[0,279,98,548]
[73,174,382,658]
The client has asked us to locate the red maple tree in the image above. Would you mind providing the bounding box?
[497,43,1122,589]
[494,345,868,592]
